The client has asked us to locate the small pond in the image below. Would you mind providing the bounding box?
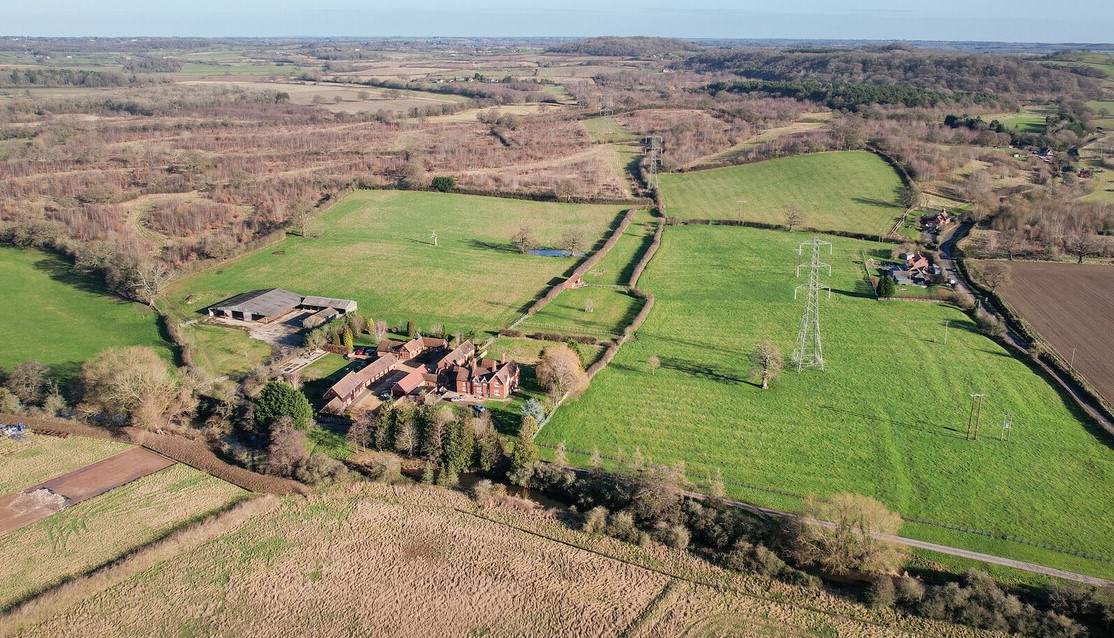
[529,249,585,258]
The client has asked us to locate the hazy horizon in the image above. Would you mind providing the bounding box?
[3,0,1112,44]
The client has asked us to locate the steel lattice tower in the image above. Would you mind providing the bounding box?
[644,135,662,189]
[792,237,832,372]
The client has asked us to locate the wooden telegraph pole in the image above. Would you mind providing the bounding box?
[967,394,986,440]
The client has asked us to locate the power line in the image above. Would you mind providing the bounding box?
[792,237,832,372]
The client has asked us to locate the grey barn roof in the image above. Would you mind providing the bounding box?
[209,289,358,319]
[300,296,358,313]
[210,288,303,318]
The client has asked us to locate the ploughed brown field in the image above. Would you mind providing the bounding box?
[994,261,1114,404]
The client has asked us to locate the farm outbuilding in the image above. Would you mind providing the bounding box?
[207,289,357,324]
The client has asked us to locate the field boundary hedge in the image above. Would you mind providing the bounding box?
[521,208,639,319]
[671,218,904,244]
[4,413,309,495]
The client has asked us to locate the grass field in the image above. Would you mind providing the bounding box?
[521,209,657,337]
[0,436,130,496]
[658,151,905,235]
[10,483,982,637]
[0,247,172,378]
[537,224,1114,579]
[1087,100,1114,129]
[165,191,628,376]
[0,463,244,612]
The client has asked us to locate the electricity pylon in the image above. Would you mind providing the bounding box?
[792,237,832,372]
[644,134,662,189]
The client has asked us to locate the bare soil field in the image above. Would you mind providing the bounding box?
[176,80,467,113]
[8,483,992,638]
[0,448,174,534]
[993,261,1114,405]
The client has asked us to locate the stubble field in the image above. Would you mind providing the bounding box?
[0,463,244,612]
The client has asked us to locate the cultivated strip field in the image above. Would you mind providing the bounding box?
[539,225,1114,579]
[992,261,1114,406]
[0,463,244,612]
[9,484,989,638]
[0,448,174,534]
[0,436,130,496]
[0,247,171,375]
[658,151,905,235]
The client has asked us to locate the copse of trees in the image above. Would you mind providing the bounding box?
[687,48,1103,100]
[702,80,1002,112]
[545,36,699,57]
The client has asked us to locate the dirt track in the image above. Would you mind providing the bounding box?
[993,261,1114,406]
[0,448,173,534]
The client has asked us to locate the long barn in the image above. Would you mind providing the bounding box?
[207,288,357,323]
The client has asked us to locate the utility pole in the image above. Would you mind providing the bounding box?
[431,230,437,247]
[966,393,986,440]
[943,319,949,345]
[792,237,833,372]
[1070,347,1076,373]
[1000,412,1013,441]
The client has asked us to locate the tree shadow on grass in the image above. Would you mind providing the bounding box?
[624,356,749,386]
[31,254,114,298]
[852,197,900,209]
[820,404,965,438]
[465,239,518,254]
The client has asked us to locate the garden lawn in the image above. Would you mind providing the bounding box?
[0,247,172,378]
[658,151,904,235]
[165,191,627,369]
[538,224,1114,579]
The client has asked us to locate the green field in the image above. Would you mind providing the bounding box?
[538,224,1114,578]
[658,151,905,235]
[165,191,627,377]
[1087,100,1114,129]
[521,210,657,337]
[0,247,172,378]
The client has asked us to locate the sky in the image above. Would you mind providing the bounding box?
[2,0,1112,43]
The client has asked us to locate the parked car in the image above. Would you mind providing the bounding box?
[471,405,486,414]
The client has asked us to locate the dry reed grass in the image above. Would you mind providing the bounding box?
[9,483,996,638]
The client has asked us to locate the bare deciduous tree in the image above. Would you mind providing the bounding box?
[536,343,590,399]
[372,320,388,342]
[646,354,661,376]
[584,298,595,313]
[784,204,804,232]
[1065,232,1100,264]
[978,262,1010,291]
[554,179,578,202]
[511,226,539,254]
[560,228,588,255]
[5,361,50,404]
[751,341,783,390]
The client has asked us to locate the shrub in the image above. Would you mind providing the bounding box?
[975,311,1006,337]
[778,568,821,589]
[498,328,524,338]
[605,510,642,544]
[724,540,787,577]
[293,453,347,486]
[954,288,976,310]
[895,575,926,604]
[868,577,897,609]
[877,275,896,298]
[582,506,609,534]
[653,524,690,550]
[430,176,456,192]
